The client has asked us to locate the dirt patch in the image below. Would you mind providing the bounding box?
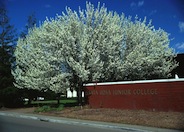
[42,106,184,130]
[2,106,184,130]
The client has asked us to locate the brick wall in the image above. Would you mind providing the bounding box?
[84,79,184,112]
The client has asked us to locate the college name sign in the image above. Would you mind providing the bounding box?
[86,89,157,96]
[84,79,184,112]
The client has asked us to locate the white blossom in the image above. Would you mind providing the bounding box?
[12,2,177,95]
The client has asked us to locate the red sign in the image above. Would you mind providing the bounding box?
[84,79,184,112]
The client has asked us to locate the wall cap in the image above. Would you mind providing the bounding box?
[84,78,184,86]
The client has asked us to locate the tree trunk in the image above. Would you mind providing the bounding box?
[56,93,60,106]
[77,80,83,106]
[28,99,31,106]
[57,98,60,106]
[77,87,83,106]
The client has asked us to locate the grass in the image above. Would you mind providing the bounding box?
[32,98,77,113]
[31,99,77,105]
[34,104,65,113]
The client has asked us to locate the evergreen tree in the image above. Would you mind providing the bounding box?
[20,13,37,39]
[0,4,20,107]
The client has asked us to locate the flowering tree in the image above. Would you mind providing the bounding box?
[12,27,70,94]
[13,2,177,105]
[122,17,177,80]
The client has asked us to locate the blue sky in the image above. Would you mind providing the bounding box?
[4,0,184,53]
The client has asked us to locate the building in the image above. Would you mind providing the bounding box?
[67,88,84,98]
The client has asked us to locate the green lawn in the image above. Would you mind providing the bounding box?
[31,98,77,105]
[32,98,78,112]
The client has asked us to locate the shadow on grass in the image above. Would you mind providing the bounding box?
[63,102,79,107]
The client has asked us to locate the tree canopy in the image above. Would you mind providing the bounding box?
[12,2,177,104]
